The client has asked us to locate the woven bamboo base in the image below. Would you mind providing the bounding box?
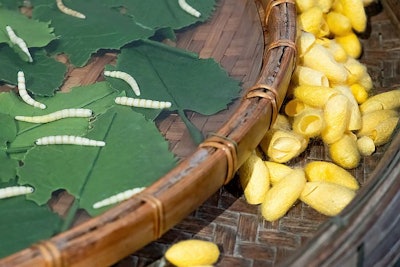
[114,1,400,267]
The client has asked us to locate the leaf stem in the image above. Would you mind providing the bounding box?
[60,198,80,232]
[177,109,204,144]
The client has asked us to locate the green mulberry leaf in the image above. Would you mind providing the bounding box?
[0,82,118,154]
[18,106,177,217]
[0,47,67,96]
[104,0,216,30]
[32,0,155,67]
[0,8,57,50]
[105,40,241,142]
[0,182,62,258]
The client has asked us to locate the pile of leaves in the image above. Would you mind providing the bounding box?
[0,0,241,258]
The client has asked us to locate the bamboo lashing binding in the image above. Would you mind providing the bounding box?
[135,193,164,240]
[264,0,295,25]
[33,241,62,267]
[199,133,238,185]
[246,83,280,125]
[267,39,297,58]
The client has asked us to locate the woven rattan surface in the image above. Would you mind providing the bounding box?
[113,2,400,267]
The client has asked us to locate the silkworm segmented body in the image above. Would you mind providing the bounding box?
[35,135,105,147]
[17,71,46,109]
[178,0,201,18]
[6,25,33,62]
[56,0,86,19]
[115,96,172,109]
[15,108,93,123]
[104,70,141,96]
[0,186,34,200]
[93,187,146,209]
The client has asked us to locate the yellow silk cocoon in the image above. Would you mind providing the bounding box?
[264,161,294,185]
[293,65,330,87]
[326,11,352,36]
[304,161,359,190]
[329,132,361,169]
[261,169,306,221]
[359,89,400,114]
[260,129,309,163]
[321,94,351,144]
[300,181,356,216]
[293,85,339,108]
[303,43,348,84]
[292,108,325,138]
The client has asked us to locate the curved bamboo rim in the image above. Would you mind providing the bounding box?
[0,1,297,266]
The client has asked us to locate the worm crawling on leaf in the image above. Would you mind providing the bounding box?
[17,71,46,109]
[6,25,33,62]
[93,187,146,209]
[15,108,93,123]
[0,186,34,200]
[56,0,86,19]
[104,70,141,96]
[115,96,172,109]
[178,0,201,18]
[35,135,105,147]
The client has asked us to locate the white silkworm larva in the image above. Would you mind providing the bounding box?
[0,186,34,200]
[35,135,105,147]
[15,108,93,123]
[6,25,33,62]
[104,70,141,96]
[17,71,46,109]
[115,96,172,109]
[56,0,86,19]
[93,187,146,209]
[178,0,201,18]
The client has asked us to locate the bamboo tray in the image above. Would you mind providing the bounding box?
[1,0,400,267]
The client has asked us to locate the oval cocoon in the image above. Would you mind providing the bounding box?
[305,161,359,190]
[293,108,325,138]
[329,133,361,169]
[261,169,306,221]
[261,130,309,163]
[357,109,399,137]
[359,90,400,114]
[300,181,356,216]
[321,94,350,144]
[339,0,367,32]
[285,98,310,117]
[298,7,329,37]
[239,153,270,205]
[165,240,220,267]
[294,85,339,108]
[326,11,352,36]
[293,65,330,87]
[303,43,348,84]
[357,136,375,156]
[264,161,293,185]
[335,32,362,58]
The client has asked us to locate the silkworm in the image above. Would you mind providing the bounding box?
[0,186,34,200]
[6,25,33,62]
[115,96,172,109]
[104,70,141,96]
[17,71,46,109]
[93,187,146,209]
[56,0,86,19]
[15,108,93,123]
[35,135,105,146]
[178,0,201,18]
